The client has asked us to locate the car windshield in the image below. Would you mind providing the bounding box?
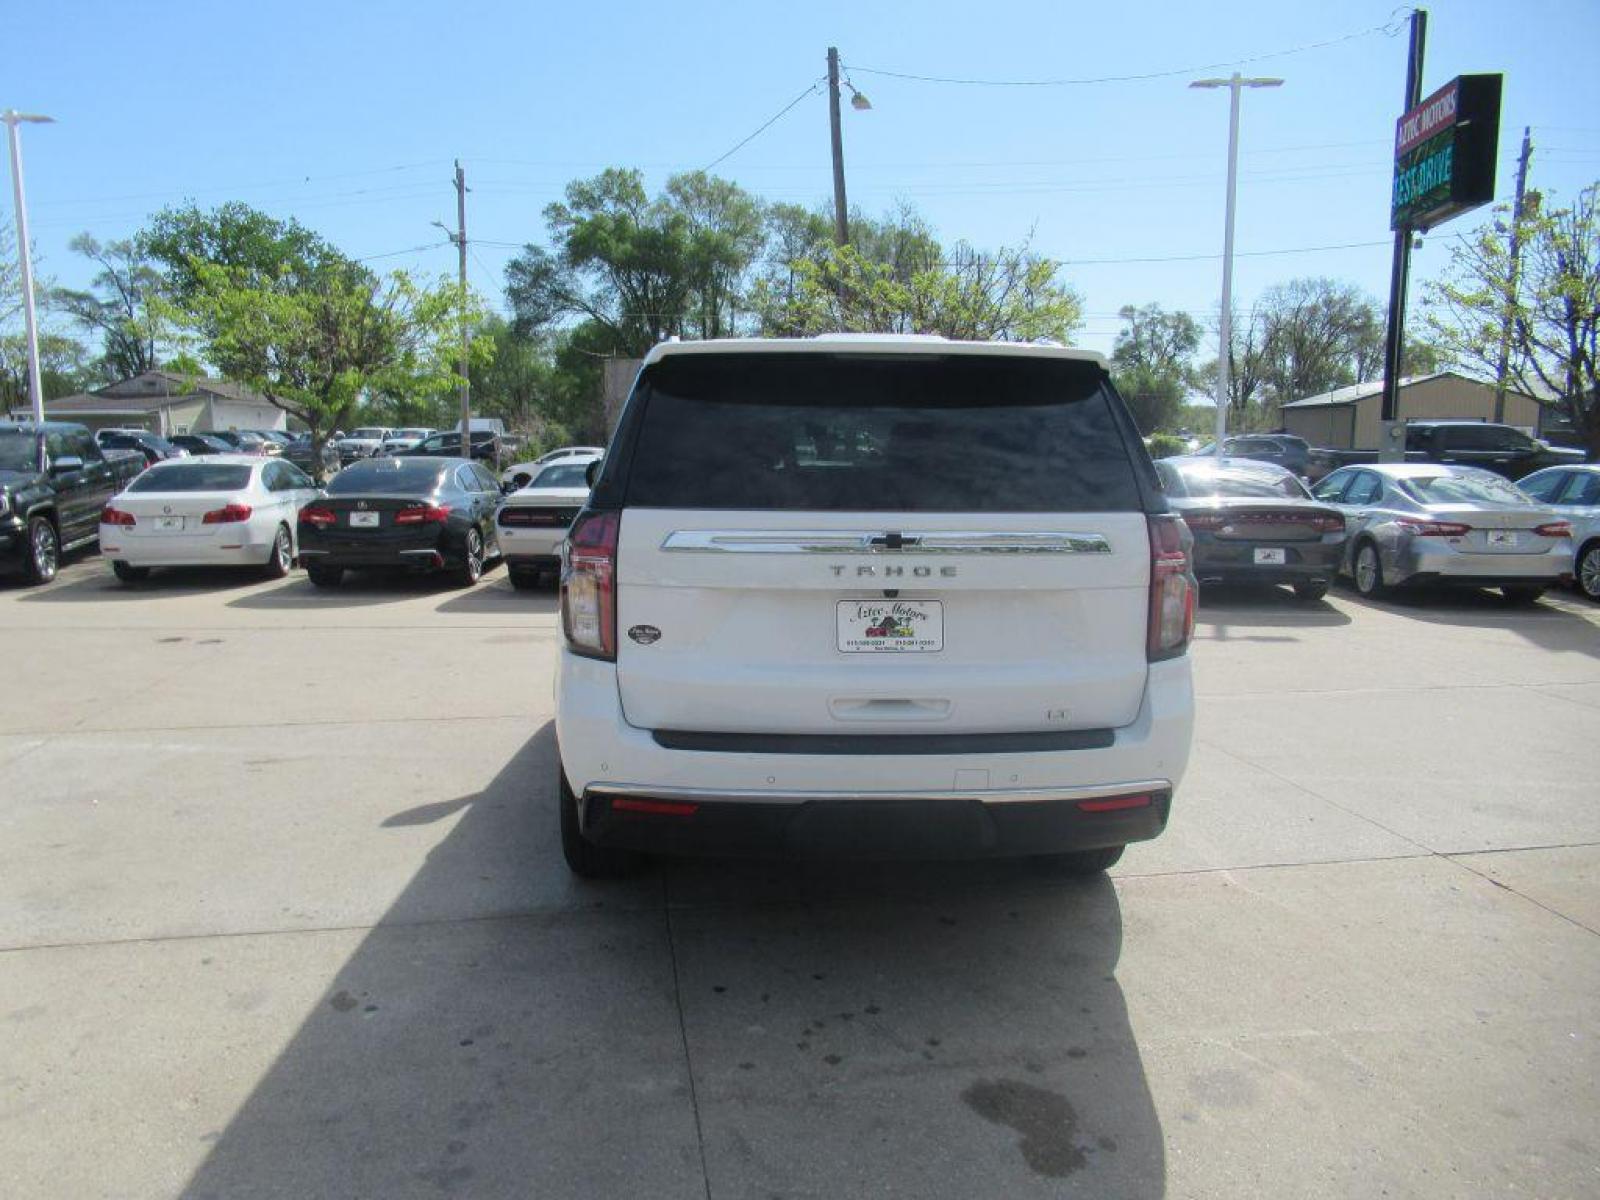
[349,428,386,440]
[395,428,429,439]
[1399,472,1533,506]
[0,430,41,472]
[1175,465,1308,499]
[623,354,1141,512]
[531,463,592,489]
[326,459,447,495]
[128,464,255,492]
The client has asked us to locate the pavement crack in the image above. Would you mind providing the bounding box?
[662,874,715,1200]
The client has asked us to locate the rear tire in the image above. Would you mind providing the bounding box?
[112,560,149,583]
[1293,580,1330,601]
[559,771,646,879]
[1500,584,1546,605]
[23,516,59,585]
[306,563,343,588]
[1577,541,1600,602]
[262,524,292,579]
[453,528,484,588]
[1033,845,1125,876]
[1352,541,1389,599]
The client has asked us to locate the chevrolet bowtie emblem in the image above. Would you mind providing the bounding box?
[869,532,921,551]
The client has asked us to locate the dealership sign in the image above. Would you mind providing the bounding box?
[1391,74,1502,231]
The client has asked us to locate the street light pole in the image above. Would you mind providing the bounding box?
[827,47,849,246]
[3,110,54,425]
[1190,75,1281,457]
[453,160,470,454]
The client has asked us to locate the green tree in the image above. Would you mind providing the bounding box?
[141,202,332,306]
[0,331,95,410]
[146,205,485,476]
[1110,303,1199,434]
[51,234,166,380]
[1427,183,1600,455]
[506,168,766,356]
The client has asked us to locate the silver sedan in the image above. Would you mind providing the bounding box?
[1309,463,1575,604]
[1517,464,1600,602]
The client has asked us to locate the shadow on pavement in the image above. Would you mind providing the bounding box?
[1193,583,1352,643]
[181,724,1164,1199]
[1338,581,1600,659]
[435,577,559,617]
[225,566,496,611]
[14,561,267,601]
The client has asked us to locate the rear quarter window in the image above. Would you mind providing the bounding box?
[619,353,1144,512]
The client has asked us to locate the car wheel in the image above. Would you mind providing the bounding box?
[559,771,646,879]
[1500,584,1546,605]
[23,516,59,585]
[1032,845,1125,876]
[1293,580,1330,601]
[454,528,484,587]
[112,560,150,583]
[1353,541,1389,599]
[1578,541,1600,602]
[262,524,293,579]
[306,563,344,588]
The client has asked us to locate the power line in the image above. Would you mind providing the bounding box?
[354,240,452,262]
[703,76,827,171]
[1063,238,1392,266]
[846,17,1407,87]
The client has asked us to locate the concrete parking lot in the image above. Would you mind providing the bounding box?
[2,553,1597,1199]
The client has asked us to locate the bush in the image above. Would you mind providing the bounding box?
[1145,433,1188,460]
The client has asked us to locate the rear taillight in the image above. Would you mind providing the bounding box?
[394,503,451,525]
[1147,514,1195,662]
[1180,511,1224,532]
[299,505,335,528]
[201,503,252,525]
[1534,521,1572,539]
[561,510,619,661]
[1313,513,1345,534]
[1397,517,1471,537]
[102,506,136,527]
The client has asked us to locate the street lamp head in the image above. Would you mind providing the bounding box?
[1,111,55,126]
[1189,77,1283,90]
[850,90,872,111]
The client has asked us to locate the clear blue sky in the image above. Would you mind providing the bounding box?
[7,0,1599,358]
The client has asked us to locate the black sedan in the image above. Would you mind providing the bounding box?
[95,428,186,467]
[169,433,233,456]
[398,430,502,464]
[1156,456,1347,600]
[296,456,503,588]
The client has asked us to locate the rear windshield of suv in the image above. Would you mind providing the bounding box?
[621,353,1142,512]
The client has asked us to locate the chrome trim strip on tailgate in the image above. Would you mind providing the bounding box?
[587,779,1171,806]
[661,530,1113,554]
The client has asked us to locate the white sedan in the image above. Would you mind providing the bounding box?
[501,448,602,489]
[495,459,595,589]
[1519,463,1600,601]
[99,456,321,583]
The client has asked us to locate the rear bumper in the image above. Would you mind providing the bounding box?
[580,786,1171,859]
[1390,539,1574,586]
[1192,538,1344,585]
[99,525,274,567]
[499,526,566,564]
[556,652,1194,860]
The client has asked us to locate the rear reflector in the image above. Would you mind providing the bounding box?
[610,797,700,817]
[1077,794,1153,814]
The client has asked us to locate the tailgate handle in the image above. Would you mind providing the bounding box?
[830,697,951,722]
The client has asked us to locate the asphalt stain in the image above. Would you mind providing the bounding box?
[864,1004,881,1015]
[962,1078,1088,1178]
[158,637,186,644]
[823,1054,843,1066]
[328,990,358,1013]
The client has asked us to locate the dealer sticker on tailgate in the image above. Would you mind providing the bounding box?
[837,600,944,653]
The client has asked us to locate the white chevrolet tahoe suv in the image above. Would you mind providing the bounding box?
[555,335,1196,877]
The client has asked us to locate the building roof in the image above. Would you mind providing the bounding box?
[94,370,269,406]
[1280,370,1535,410]
[35,391,189,415]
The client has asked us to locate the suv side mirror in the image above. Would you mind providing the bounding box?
[49,455,85,475]
[585,459,603,488]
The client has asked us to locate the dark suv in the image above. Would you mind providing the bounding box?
[1404,422,1585,480]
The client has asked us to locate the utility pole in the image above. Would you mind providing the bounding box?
[827,46,849,246]
[1492,126,1533,423]
[452,161,471,454]
[1379,7,1428,454]
[1190,75,1282,456]
[3,110,54,426]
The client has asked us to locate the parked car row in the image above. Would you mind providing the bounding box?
[1156,454,1599,604]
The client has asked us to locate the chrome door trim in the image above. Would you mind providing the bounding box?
[661,530,1113,554]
